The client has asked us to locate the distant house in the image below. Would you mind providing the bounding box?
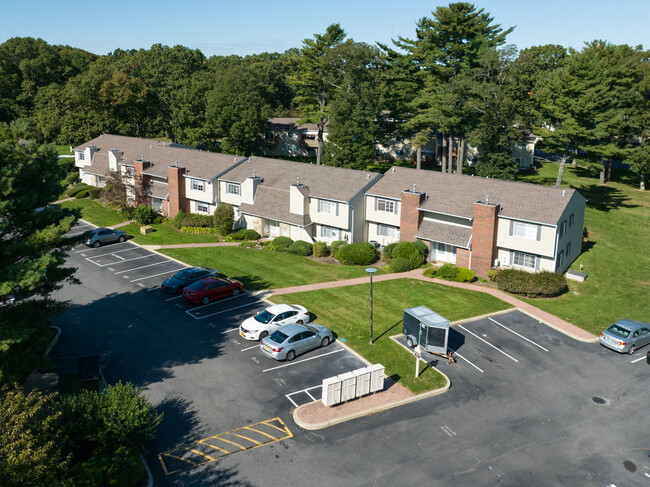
[259,118,324,158]
[366,166,585,277]
[218,156,382,243]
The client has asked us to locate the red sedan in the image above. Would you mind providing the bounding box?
[182,277,243,305]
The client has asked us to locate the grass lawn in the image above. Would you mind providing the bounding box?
[160,246,386,290]
[517,163,650,335]
[56,144,73,156]
[60,199,125,228]
[271,279,513,394]
[121,223,221,245]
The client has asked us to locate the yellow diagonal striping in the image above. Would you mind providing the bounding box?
[243,426,277,440]
[231,433,262,445]
[212,437,246,449]
[190,449,216,461]
[264,419,292,435]
[199,442,230,454]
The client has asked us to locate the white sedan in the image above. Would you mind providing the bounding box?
[239,304,310,341]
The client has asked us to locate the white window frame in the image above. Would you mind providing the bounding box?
[269,220,280,235]
[318,200,338,216]
[511,221,539,240]
[376,198,395,213]
[377,223,397,238]
[196,201,209,214]
[513,251,536,269]
[79,153,85,161]
[191,179,205,192]
[226,183,241,196]
[320,225,341,240]
[151,197,163,211]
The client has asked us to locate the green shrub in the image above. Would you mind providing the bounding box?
[225,231,245,241]
[389,257,412,273]
[66,183,93,197]
[287,240,313,256]
[487,269,498,282]
[423,267,436,278]
[65,171,79,185]
[413,240,428,258]
[87,187,101,200]
[242,229,261,240]
[180,226,217,234]
[392,241,425,269]
[434,263,458,280]
[132,205,158,226]
[74,189,89,199]
[68,446,145,487]
[454,267,476,282]
[118,205,135,221]
[239,241,256,248]
[330,240,348,259]
[496,269,567,298]
[336,242,378,265]
[383,242,398,259]
[313,241,329,258]
[213,204,234,235]
[260,240,273,250]
[171,209,186,229]
[271,236,293,252]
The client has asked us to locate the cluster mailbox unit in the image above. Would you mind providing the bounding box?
[321,364,385,407]
[402,305,450,354]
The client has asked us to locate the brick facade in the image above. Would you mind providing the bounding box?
[456,248,470,268]
[133,160,151,206]
[471,202,499,278]
[399,190,426,241]
[167,165,187,218]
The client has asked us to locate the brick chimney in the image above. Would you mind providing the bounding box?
[133,158,151,206]
[167,164,187,218]
[399,186,426,241]
[471,200,500,278]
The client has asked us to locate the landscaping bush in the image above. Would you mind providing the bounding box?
[434,263,458,280]
[239,241,256,248]
[271,236,293,252]
[423,267,436,278]
[313,241,329,258]
[392,241,425,269]
[413,240,429,258]
[132,205,158,226]
[118,205,135,221]
[487,269,498,282]
[171,209,186,229]
[496,269,567,298]
[454,267,476,282]
[335,242,377,265]
[65,171,79,185]
[383,242,398,259]
[242,229,260,240]
[260,240,273,250]
[87,187,101,200]
[213,204,234,235]
[225,231,245,241]
[66,183,93,197]
[180,226,218,234]
[287,240,313,256]
[389,257,412,273]
[74,189,89,199]
[330,240,348,259]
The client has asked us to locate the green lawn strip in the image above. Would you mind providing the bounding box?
[121,223,221,245]
[270,279,513,394]
[60,199,125,228]
[517,163,650,334]
[159,246,385,291]
[56,144,73,156]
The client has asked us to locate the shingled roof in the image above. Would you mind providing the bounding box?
[238,186,312,226]
[367,166,583,225]
[74,134,246,181]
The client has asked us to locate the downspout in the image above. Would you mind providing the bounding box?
[350,206,354,243]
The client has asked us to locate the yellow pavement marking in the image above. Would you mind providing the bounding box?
[158,417,293,475]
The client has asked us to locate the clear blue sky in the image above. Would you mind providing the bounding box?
[2,0,648,57]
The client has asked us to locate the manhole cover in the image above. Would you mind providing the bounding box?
[623,460,637,472]
[592,396,606,404]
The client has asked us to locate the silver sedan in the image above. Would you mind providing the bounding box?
[599,319,650,354]
[260,323,333,361]
[86,228,127,247]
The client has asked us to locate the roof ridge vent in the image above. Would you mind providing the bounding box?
[413,184,416,192]
[297,177,300,186]
[391,167,395,173]
[253,169,256,178]
[150,145,152,150]
[562,190,566,196]
[486,195,489,204]
[367,174,370,179]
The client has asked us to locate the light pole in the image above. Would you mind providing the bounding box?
[366,267,377,344]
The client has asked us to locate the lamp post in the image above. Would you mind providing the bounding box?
[366,267,377,344]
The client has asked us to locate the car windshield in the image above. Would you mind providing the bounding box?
[255,309,275,324]
[269,330,289,343]
[176,269,202,280]
[187,280,205,290]
[607,324,631,338]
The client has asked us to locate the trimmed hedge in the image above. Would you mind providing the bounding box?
[330,240,348,259]
[287,240,313,256]
[454,267,476,283]
[389,257,413,273]
[87,187,102,200]
[423,267,436,278]
[225,231,245,241]
[180,226,218,234]
[434,263,458,280]
[413,240,428,258]
[239,241,256,248]
[271,236,293,252]
[336,242,378,266]
[392,241,425,269]
[66,183,94,197]
[74,189,89,199]
[383,242,398,259]
[313,241,329,258]
[133,205,158,226]
[496,269,567,298]
[487,269,498,282]
[242,229,261,240]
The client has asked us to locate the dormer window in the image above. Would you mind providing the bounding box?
[79,153,85,161]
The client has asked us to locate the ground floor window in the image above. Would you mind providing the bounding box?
[196,201,209,214]
[513,251,536,269]
[151,197,163,211]
[377,223,398,239]
[320,225,341,240]
[96,175,105,188]
[269,220,280,235]
[432,242,456,264]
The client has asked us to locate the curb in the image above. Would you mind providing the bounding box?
[140,453,154,487]
[516,308,599,343]
[44,326,62,357]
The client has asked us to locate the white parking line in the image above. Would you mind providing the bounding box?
[631,355,647,364]
[458,325,519,363]
[241,344,258,352]
[489,318,549,352]
[221,327,239,335]
[114,260,169,274]
[75,242,130,253]
[185,300,258,321]
[262,348,344,372]
[165,295,185,302]
[90,255,153,267]
[112,254,126,261]
[130,268,186,282]
[448,347,484,373]
[147,286,161,292]
[66,231,91,237]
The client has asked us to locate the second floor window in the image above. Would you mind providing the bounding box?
[191,179,205,192]
[559,220,567,237]
[79,153,84,160]
[569,214,575,227]
[226,183,240,196]
[511,221,539,240]
[318,200,338,216]
[376,199,395,213]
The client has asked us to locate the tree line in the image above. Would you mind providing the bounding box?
[0,2,648,185]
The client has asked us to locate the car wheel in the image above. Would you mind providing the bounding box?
[297,320,304,325]
[406,337,415,348]
[93,241,101,248]
[628,344,636,355]
[118,235,126,243]
[232,287,241,296]
[259,331,269,340]
[321,336,330,347]
[286,350,296,361]
[201,296,210,305]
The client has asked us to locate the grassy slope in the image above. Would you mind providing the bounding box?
[160,247,385,291]
[271,279,512,394]
[517,164,650,335]
[122,224,221,245]
[60,199,125,228]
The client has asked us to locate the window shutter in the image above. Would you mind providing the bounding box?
[509,221,514,236]
[509,250,514,266]
[394,201,398,214]
[536,225,541,241]
[535,255,540,270]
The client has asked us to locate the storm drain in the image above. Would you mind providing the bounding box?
[592,396,606,404]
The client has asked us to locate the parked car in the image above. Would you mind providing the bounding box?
[182,277,243,305]
[0,294,16,307]
[86,228,126,247]
[260,323,333,361]
[239,304,310,341]
[162,267,218,294]
[599,319,650,354]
